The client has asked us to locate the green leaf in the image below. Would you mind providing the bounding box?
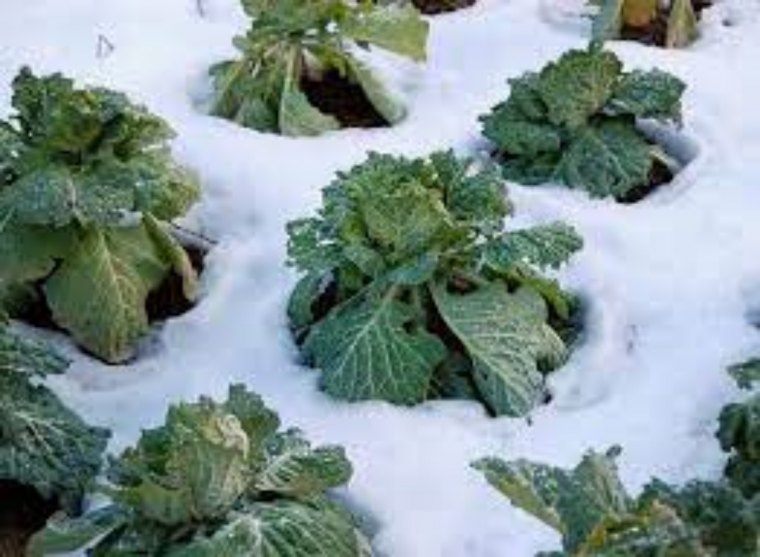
[28,507,127,557]
[473,447,631,552]
[44,224,171,363]
[345,54,406,125]
[605,69,686,123]
[729,359,760,390]
[342,3,429,62]
[557,119,653,199]
[304,296,447,405]
[0,221,74,285]
[537,49,622,129]
[433,284,567,416]
[666,0,699,49]
[718,393,760,497]
[279,53,340,137]
[143,213,198,301]
[169,499,372,557]
[0,324,68,376]
[484,222,583,272]
[591,0,625,43]
[256,429,353,500]
[0,371,109,512]
[288,272,328,331]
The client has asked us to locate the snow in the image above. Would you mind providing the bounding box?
[3,0,760,554]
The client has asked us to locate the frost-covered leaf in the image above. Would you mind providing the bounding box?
[433,284,567,416]
[144,213,198,301]
[0,371,109,512]
[345,55,406,124]
[538,49,621,129]
[304,297,447,404]
[729,359,760,390]
[0,222,73,286]
[606,69,686,123]
[170,499,371,557]
[473,447,630,551]
[27,507,127,557]
[343,3,429,62]
[557,119,652,198]
[256,429,353,500]
[0,324,68,376]
[666,0,699,48]
[280,56,341,137]
[484,223,583,272]
[44,224,171,363]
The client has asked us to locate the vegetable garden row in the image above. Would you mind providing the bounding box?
[1,0,757,555]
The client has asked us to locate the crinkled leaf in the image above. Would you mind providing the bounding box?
[223,383,281,458]
[27,507,127,557]
[538,49,621,129]
[304,297,447,405]
[718,393,760,497]
[666,0,699,49]
[0,324,68,376]
[433,284,567,416]
[288,272,329,331]
[484,222,583,272]
[0,221,73,285]
[606,69,685,123]
[557,119,653,198]
[342,3,429,62]
[473,447,631,552]
[169,499,371,557]
[729,359,760,390]
[44,224,171,363]
[0,372,109,512]
[256,429,353,500]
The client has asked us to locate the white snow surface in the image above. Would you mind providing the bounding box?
[3,0,760,555]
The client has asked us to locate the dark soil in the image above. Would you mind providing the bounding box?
[620,0,712,47]
[618,158,674,204]
[0,482,57,557]
[412,0,476,15]
[301,70,388,129]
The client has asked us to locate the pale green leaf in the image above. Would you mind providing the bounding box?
[143,213,199,301]
[345,54,406,125]
[666,0,699,48]
[591,0,625,43]
[342,3,429,62]
[0,324,68,376]
[484,222,583,272]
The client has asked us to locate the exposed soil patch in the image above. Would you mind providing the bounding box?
[620,0,712,46]
[301,70,388,129]
[0,482,57,557]
[412,0,476,15]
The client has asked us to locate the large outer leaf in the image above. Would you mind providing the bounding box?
[0,324,68,376]
[666,0,699,49]
[0,222,73,285]
[44,224,171,363]
[304,297,447,405]
[168,499,372,557]
[27,506,127,557]
[537,49,621,129]
[143,213,198,300]
[279,54,340,137]
[0,372,109,512]
[433,284,566,416]
[484,222,583,272]
[557,119,653,199]
[718,393,760,497]
[256,429,353,500]
[473,448,631,552]
[605,69,685,123]
[342,3,429,62]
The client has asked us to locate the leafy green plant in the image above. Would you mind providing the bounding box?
[591,0,702,48]
[209,0,428,136]
[286,150,583,417]
[0,68,201,363]
[480,46,686,201]
[0,322,109,514]
[474,447,760,556]
[719,359,760,498]
[29,384,372,556]
[377,0,476,16]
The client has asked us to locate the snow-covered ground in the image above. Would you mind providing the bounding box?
[3,0,760,554]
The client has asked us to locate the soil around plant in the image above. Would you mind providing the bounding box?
[412,0,477,15]
[620,0,712,46]
[0,482,57,557]
[301,70,389,129]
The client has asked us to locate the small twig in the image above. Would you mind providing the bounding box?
[96,34,115,59]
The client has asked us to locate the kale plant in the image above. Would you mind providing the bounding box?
[209,0,428,136]
[474,448,760,556]
[480,46,686,201]
[286,150,583,417]
[29,385,371,556]
[591,0,702,48]
[0,323,109,513]
[0,68,201,363]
